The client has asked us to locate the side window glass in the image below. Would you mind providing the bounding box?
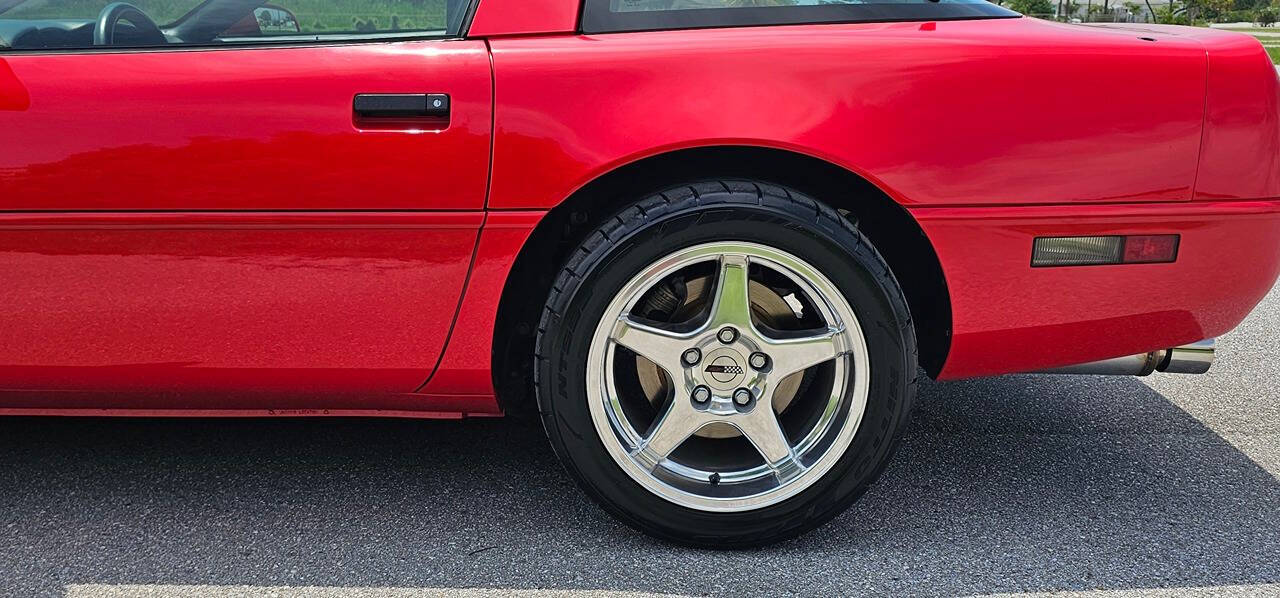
[0,0,474,51]
[221,0,453,40]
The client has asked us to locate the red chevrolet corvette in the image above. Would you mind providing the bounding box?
[1,0,1278,546]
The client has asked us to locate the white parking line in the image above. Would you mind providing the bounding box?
[65,587,688,598]
[979,585,1280,597]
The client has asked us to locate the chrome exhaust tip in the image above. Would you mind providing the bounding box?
[1034,338,1214,376]
[1160,339,1215,374]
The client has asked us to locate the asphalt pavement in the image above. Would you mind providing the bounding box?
[2,284,1278,597]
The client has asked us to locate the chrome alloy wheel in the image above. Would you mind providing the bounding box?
[586,241,871,512]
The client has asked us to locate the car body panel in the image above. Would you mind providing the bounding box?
[0,41,492,211]
[0,212,480,394]
[486,18,1209,211]
[0,38,493,398]
[1054,23,1280,201]
[1195,32,1280,200]
[916,199,1280,379]
[419,211,543,397]
[468,0,578,37]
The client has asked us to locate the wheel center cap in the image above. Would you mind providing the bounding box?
[700,347,746,391]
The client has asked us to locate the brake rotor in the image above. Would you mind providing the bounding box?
[635,275,806,439]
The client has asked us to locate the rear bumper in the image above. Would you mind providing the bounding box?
[912,199,1280,379]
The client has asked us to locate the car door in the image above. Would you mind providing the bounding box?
[0,0,491,397]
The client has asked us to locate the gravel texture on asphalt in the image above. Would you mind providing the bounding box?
[2,284,1278,597]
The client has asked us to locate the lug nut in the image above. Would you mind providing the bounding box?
[733,388,753,406]
[717,326,738,344]
[682,348,702,366]
[749,352,769,370]
[692,386,711,403]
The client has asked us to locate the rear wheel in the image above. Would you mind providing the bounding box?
[535,180,917,547]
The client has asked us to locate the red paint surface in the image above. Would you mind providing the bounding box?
[0,11,1278,417]
[421,211,543,396]
[487,19,1219,210]
[468,0,579,37]
[0,212,480,394]
[917,200,1280,379]
[1194,31,1280,199]
[0,41,492,210]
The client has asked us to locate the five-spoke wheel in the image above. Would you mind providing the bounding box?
[588,242,869,511]
[536,180,917,547]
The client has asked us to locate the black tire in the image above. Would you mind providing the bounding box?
[534,180,917,548]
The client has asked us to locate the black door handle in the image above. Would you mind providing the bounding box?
[353,93,450,118]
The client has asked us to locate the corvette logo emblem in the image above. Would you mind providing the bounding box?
[704,364,744,375]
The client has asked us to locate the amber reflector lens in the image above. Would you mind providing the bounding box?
[1122,235,1179,264]
[1032,234,1179,267]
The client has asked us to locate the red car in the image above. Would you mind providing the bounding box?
[1,0,1277,547]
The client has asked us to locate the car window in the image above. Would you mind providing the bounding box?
[221,0,460,39]
[3,0,193,21]
[583,0,1019,33]
[0,0,474,51]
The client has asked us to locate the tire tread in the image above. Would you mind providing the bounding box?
[533,179,918,547]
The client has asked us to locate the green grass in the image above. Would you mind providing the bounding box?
[1266,46,1280,64]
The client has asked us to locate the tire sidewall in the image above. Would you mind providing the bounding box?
[538,196,913,547]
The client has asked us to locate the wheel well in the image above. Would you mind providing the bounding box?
[493,146,951,414]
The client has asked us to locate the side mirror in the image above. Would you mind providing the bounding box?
[253,5,300,34]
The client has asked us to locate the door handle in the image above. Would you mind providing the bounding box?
[353,93,450,118]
